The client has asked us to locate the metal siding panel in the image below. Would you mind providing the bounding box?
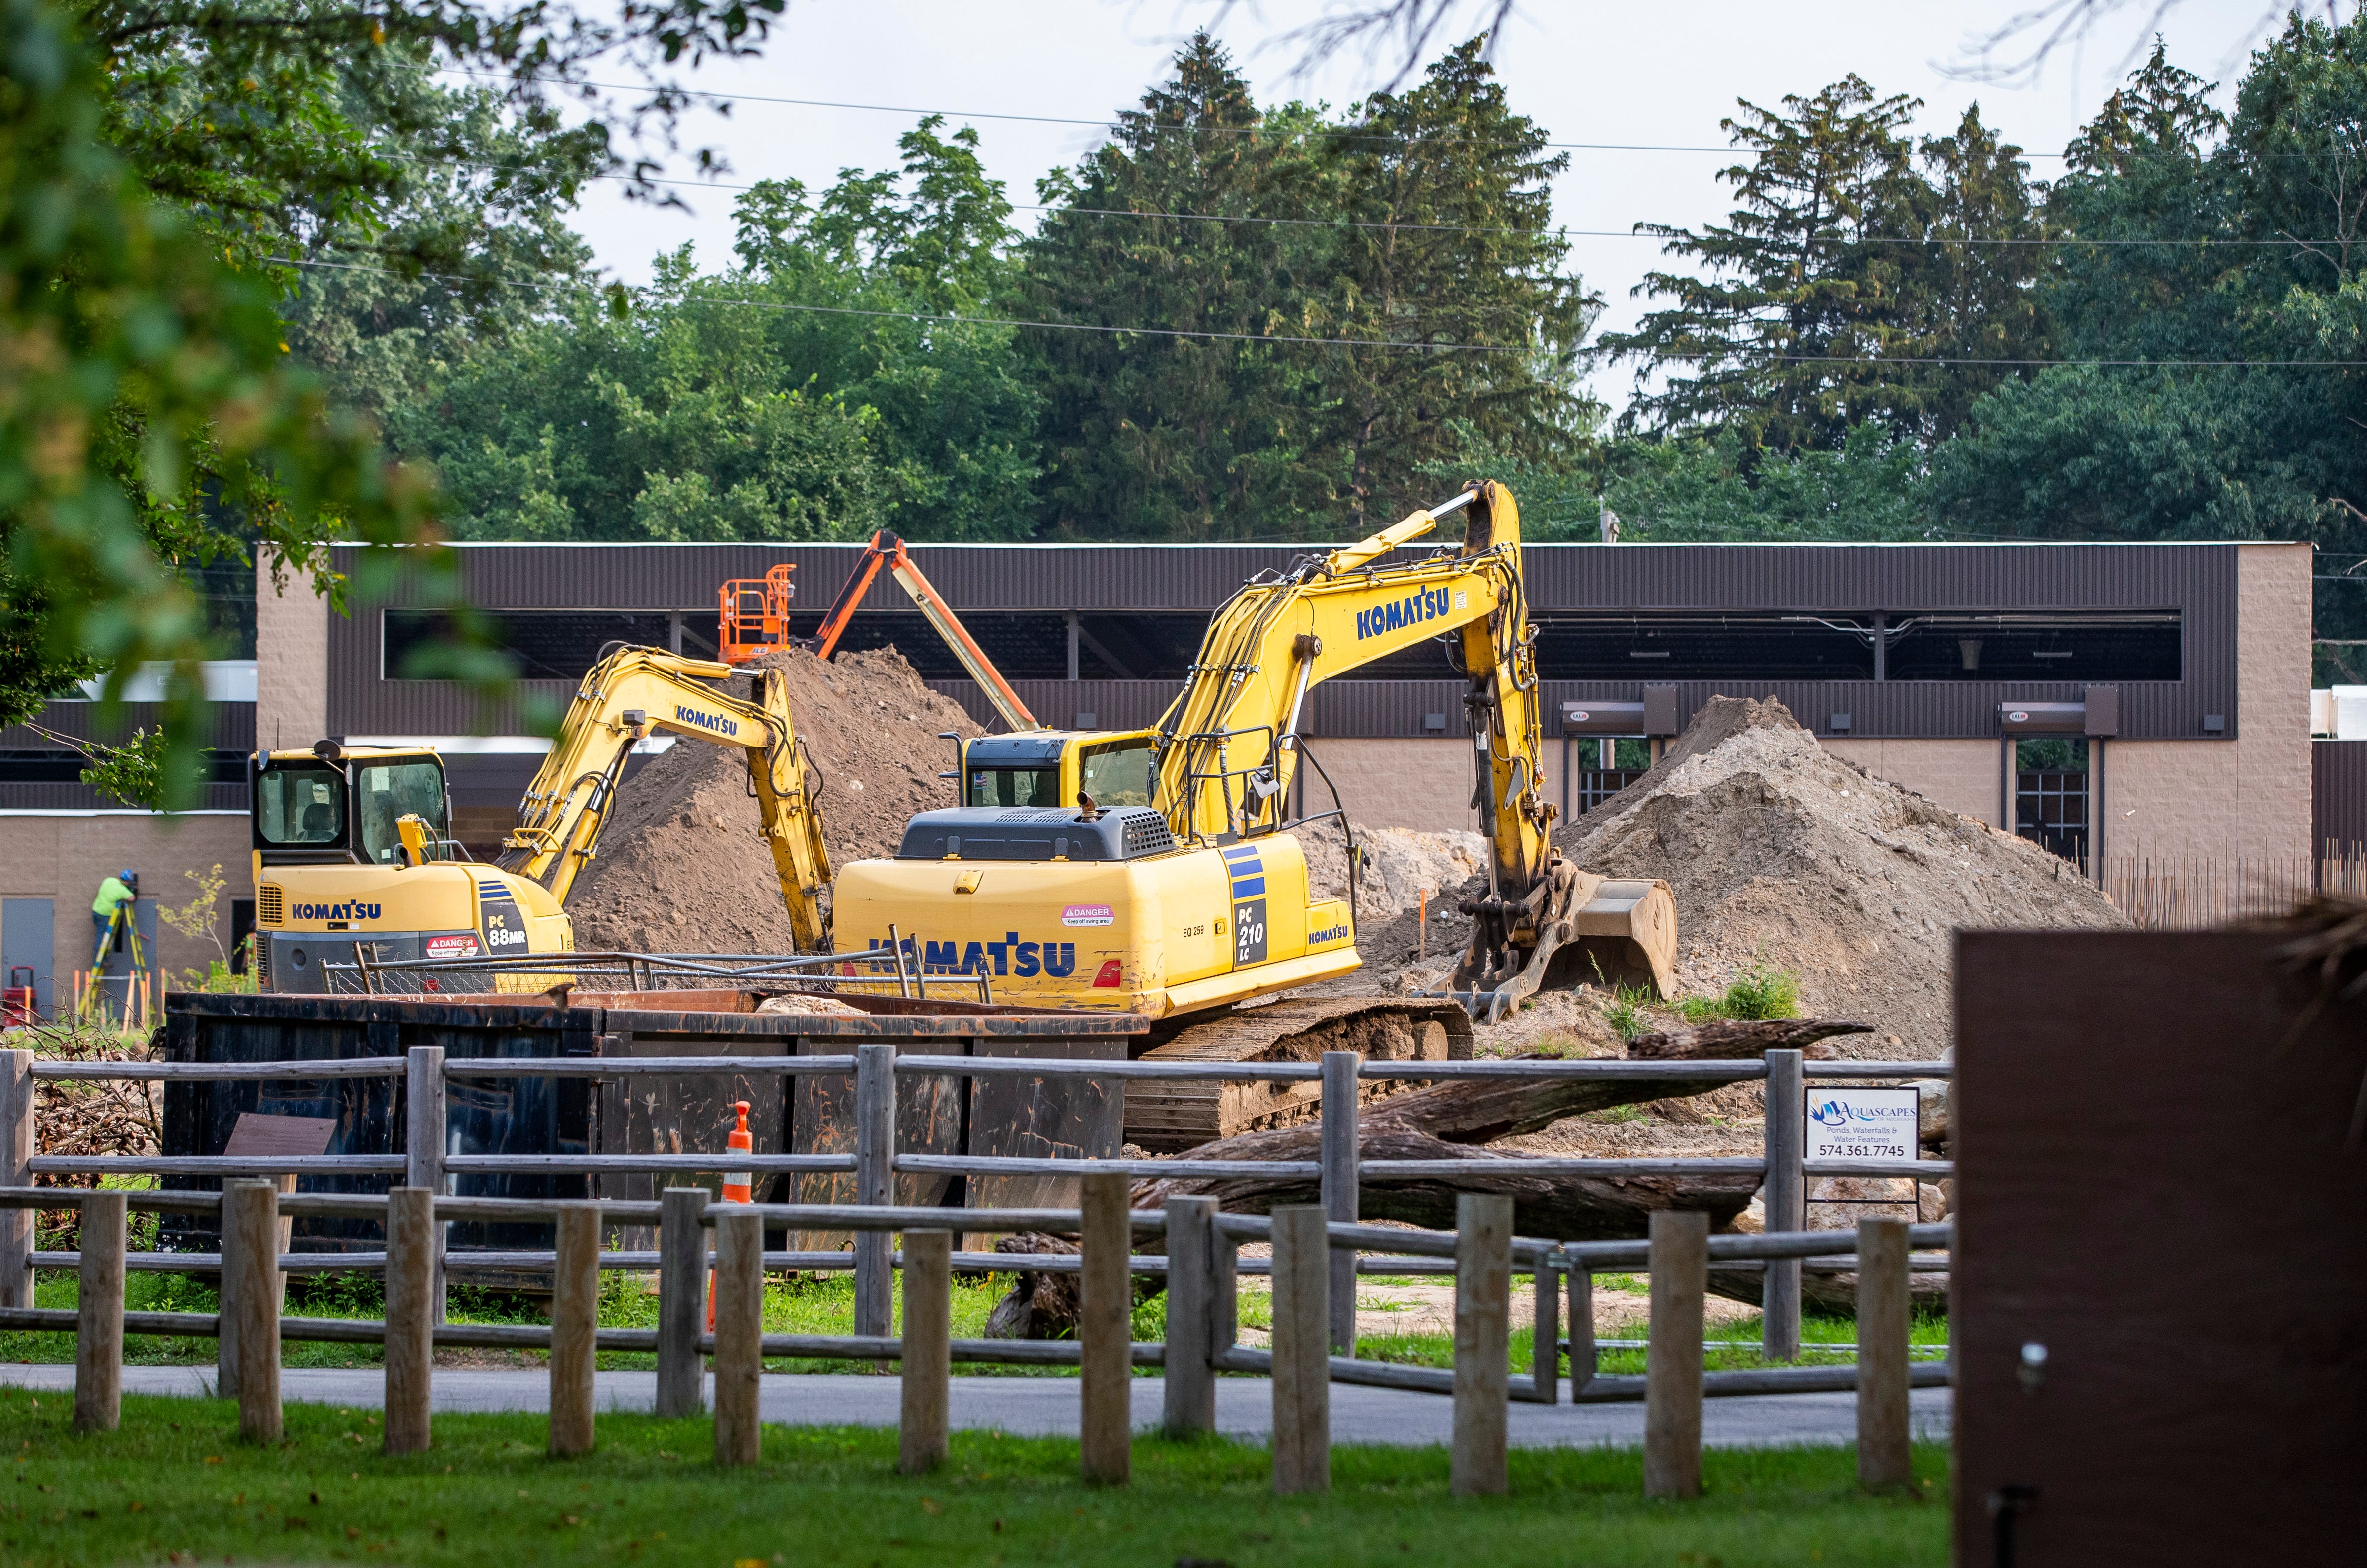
[322,542,2244,744]
[4,702,253,751]
[2312,741,2367,851]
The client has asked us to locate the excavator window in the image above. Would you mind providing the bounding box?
[354,761,448,865]
[1079,739,1154,807]
[967,765,1059,809]
[256,766,345,846]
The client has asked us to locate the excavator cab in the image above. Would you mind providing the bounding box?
[949,730,1159,810]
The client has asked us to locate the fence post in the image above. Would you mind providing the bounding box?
[1078,1167,1131,1485]
[898,1229,951,1475]
[1643,1209,1707,1499]
[404,1046,448,1325]
[1451,1192,1511,1496]
[1319,1051,1360,1354]
[1761,1048,1804,1361]
[73,1191,126,1434]
[1526,1245,1560,1405]
[549,1202,601,1457]
[1567,1262,1596,1397]
[382,1187,435,1456]
[1269,1204,1330,1496]
[1160,1195,1217,1438]
[852,1043,895,1339]
[224,1179,283,1444]
[711,1207,763,1468]
[0,1050,31,1310]
[656,1187,708,1418]
[1857,1216,1913,1491]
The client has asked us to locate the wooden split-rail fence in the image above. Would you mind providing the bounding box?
[0,1042,1952,1496]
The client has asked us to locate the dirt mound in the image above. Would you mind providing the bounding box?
[1554,694,2128,1058]
[1298,818,1488,921]
[564,647,983,953]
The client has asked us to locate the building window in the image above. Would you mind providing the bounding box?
[384,610,676,680]
[1533,614,1877,680]
[1886,613,2180,682]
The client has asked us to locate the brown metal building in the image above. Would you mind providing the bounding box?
[0,538,2314,1016]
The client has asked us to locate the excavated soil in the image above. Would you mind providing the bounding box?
[564,647,982,953]
[1551,694,2129,1059]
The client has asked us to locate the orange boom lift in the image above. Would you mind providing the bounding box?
[804,532,1039,732]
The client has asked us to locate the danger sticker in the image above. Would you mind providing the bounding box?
[425,934,481,960]
[1061,904,1115,927]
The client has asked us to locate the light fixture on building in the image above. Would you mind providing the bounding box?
[1829,713,1852,733]
[1073,711,1097,728]
[2203,714,2225,733]
[1959,638,1983,672]
[1423,713,1447,732]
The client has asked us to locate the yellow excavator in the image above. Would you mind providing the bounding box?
[834,480,1678,1144]
[250,647,831,992]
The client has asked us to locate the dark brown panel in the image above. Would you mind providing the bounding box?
[963,1034,1129,1223]
[2312,740,2367,853]
[1954,931,2367,1567]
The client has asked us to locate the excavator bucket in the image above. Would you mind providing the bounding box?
[1552,878,1679,999]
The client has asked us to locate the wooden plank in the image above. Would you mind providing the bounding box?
[655,1187,707,1418]
[1450,1193,1511,1496]
[225,1181,283,1444]
[710,1208,764,1467]
[1159,1196,1216,1437]
[382,1188,435,1456]
[898,1230,951,1475]
[549,1203,600,1457]
[1952,931,2367,1566]
[72,1192,125,1434]
[1643,1209,1706,1499]
[1760,1048,1803,1360]
[851,1045,895,1339]
[1855,1216,1910,1490]
[0,1051,29,1311]
[1321,1052,1359,1355]
[1269,1205,1329,1496]
[1077,1169,1130,1486]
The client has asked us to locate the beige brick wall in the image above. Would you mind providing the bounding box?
[255,554,329,753]
[0,812,252,1014]
[1824,738,2007,827]
[2108,542,2312,867]
[1301,738,1486,834]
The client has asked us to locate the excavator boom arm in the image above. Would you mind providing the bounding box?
[497,647,833,947]
[1152,481,1548,888]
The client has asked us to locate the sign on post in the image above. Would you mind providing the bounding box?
[1804,1088,1919,1163]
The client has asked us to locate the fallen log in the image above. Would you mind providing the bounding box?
[1711,1266,1951,1317]
[981,1017,1872,1338]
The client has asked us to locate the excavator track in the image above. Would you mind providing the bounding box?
[1121,996,1474,1152]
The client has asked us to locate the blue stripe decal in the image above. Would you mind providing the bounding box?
[1221,848,1261,863]
[1229,877,1266,896]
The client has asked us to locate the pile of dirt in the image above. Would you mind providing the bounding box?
[564,647,983,953]
[1553,694,2129,1058]
[1298,818,1488,921]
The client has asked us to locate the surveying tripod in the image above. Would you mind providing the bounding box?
[78,901,148,1023]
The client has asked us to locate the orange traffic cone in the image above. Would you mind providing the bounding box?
[709,1101,755,1330]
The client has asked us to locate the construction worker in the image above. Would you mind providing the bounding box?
[91,869,137,965]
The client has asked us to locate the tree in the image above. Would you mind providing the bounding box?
[1019,35,1331,541]
[1600,76,1931,455]
[4,0,796,803]
[1914,104,2053,439]
[1306,37,1595,532]
[398,121,1042,544]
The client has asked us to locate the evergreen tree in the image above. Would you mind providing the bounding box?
[1017,35,1330,540]
[1913,104,2052,439]
[1307,37,1594,532]
[1600,76,1930,454]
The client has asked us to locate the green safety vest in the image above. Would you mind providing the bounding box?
[92,877,134,918]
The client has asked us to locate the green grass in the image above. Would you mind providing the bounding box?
[1,1269,1036,1377]
[1676,965,1805,1027]
[0,1391,1950,1568]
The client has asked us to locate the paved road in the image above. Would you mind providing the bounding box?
[0,1365,1950,1449]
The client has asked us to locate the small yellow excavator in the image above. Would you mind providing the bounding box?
[834,481,1678,1143]
[250,647,831,992]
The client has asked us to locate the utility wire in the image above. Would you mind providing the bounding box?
[518,164,2367,249]
[281,252,2367,368]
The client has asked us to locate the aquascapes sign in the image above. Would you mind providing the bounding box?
[1804,1087,1919,1163]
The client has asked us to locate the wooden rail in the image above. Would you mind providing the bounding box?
[3,1182,1937,1496]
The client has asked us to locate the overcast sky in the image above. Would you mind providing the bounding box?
[554,0,2308,412]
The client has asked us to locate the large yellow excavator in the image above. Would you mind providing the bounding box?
[250,647,831,992]
[834,481,1678,1143]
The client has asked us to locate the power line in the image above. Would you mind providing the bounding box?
[541,164,2365,250]
[282,252,2367,368]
